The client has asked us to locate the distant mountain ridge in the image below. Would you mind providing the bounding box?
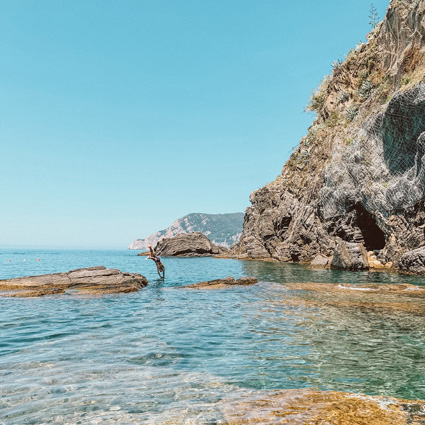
[128,212,244,250]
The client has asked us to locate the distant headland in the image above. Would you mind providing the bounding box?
[129,212,243,250]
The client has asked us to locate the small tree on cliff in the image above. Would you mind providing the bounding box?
[369,3,379,29]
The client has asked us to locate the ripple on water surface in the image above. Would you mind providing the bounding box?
[1,250,425,423]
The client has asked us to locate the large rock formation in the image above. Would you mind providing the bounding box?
[0,266,148,297]
[150,232,228,257]
[231,0,425,274]
[129,212,244,250]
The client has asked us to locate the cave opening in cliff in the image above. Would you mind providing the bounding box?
[353,204,386,251]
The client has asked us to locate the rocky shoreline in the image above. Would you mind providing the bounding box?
[138,229,425,276]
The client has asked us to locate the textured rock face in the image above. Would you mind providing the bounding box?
[331,240,369,270]
[231,0,425,273]
[153,232,228,257]
[310,254,331,268]
[0,266,148,297]
[399,246,425,274]
[129,212,243,250]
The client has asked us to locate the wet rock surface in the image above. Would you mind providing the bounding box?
[0,266,148,297]
[151,232,228,257]
[181,276,258,289]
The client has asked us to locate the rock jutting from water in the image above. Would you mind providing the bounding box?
[0,266,148,297]
[228,0,425,275]
[181,276,259,289]
[139,232,229,257]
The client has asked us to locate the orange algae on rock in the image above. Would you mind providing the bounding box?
[221,389,425,424]
[284,282,425,315]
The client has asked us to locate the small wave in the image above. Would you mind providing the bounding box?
[337,285,375,291]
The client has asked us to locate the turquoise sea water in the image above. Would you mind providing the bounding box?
[1,249,425,424]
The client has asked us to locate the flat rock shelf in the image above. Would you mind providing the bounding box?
[0,266,148,297]
[181,276,259,289]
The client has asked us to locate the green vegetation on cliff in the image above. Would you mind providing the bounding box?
[232,0,425,273]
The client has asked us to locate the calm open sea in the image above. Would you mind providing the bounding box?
[1,249,425,424]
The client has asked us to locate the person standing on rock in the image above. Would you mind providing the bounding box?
[147,245,165,279]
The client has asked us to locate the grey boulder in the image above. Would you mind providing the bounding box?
[399,246,425,274]
[153,232,228,257]
[331,240,369,270]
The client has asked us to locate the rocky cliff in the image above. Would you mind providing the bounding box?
[129,212,243,250]
[231,0,425,272]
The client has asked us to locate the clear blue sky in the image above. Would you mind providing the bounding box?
[1,0,389,249]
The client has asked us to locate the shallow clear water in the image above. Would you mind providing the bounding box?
[1,249,425,424]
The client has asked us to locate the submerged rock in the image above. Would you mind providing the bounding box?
[220,388,425,425]
[286,281,425,316]
[0,266,148,297]
[182,276,258,289]
[152,232,228,257]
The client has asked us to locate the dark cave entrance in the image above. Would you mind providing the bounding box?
[352,204,386,251]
